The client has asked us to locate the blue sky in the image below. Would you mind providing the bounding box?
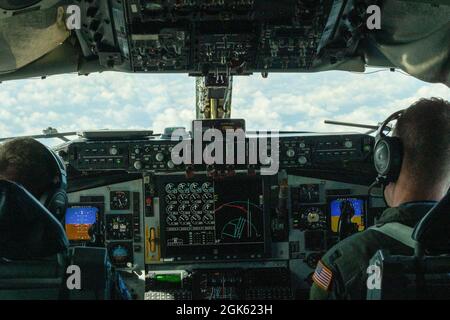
[0,68,448,143]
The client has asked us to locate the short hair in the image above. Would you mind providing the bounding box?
[0,138,58,198]
[394,97,450,187]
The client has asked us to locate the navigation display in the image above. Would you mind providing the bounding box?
[159,176,266,260]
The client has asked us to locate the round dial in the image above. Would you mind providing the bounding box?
[178,193,190,203]
[166,214,178,226]
[178,214,190,225]
[202,193,214,202]
[190,182,202,193]
[166,204,177,214]
[301,207,326,230]
[165,183,177,194]
[191,203,202,215]
[202,202,214,214]
[202,213,214,224]
[177,182,190,194]
[109,244,131,265]
[165,194,177,203]
[190,214,202,225]
[299,184,320,203]
[106,215,132,240]
[190,193,201,202]
[110,191,130,210]
[202,182,214,193]
[178,203,190,214]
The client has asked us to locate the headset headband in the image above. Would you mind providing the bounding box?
[376,109,405,140]
[44,146,67,190]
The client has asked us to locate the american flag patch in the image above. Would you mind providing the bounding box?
[312,260,333,291]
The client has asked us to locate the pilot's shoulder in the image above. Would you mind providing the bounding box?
[321,230,383,282]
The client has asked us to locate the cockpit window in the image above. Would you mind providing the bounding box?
[1,68,448,141]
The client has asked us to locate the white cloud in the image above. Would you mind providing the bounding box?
[0,68,447,143]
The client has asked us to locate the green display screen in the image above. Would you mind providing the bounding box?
[155,274,182,283]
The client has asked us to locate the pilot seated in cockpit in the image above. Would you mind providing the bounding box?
[0,137,131,300]
[0,137,65,209]
[310,97,450,300]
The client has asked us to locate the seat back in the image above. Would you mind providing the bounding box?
[0,180,69,299]
[367,193,450,300]
[0,255,67,300]
[412,192,450,255]
[0,180,118,300]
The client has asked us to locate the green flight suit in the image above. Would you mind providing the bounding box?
[310,202,436,300]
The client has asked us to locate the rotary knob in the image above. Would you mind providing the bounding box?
[109,147,118,156]
[298,156,308,165]
[286,149,295,158]
[155,152,164,162]
[344,140,353,148]
[299,142,306,149]
[134,148,141,154]
[167,160,175,169]
[134,161,143,170]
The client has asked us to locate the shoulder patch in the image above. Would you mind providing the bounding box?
[312,260,333,291]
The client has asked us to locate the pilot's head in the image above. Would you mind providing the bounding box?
[0,137,62,199]
[384,98,450,207]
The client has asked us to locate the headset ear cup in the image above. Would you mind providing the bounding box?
[374,137,403,183]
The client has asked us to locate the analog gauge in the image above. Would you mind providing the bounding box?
[307,210,320,223]
[177,182,190,194]
[202,193,214,202]
[190,182,202,193]
[178,214,190,225]
[105,215,132,240]
[301,206,326,230]
[202,202,214,214]
[110,191,130,210]
[166,214,178,226]
[202,213,214,224]
[299,184,320,203]
[202,182,214,193]
[165,183,177,194]
[165,194,177,203]
[190,214,202,225]
[190,193,201,202]
[191,203,202,215]
[166,204,177,214]
[110,245,129,264]
[178,203,190,214]
[107,243,132,266]
[178,193,190,203]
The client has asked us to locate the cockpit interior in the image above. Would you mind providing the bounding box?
[0,0,449,303]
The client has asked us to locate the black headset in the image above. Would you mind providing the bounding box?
[373,110,405,185]
[39,146,68,222]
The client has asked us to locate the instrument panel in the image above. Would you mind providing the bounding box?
[63,132,384,300]
[145,266,292,300]
[65,179,144,268]
[122,0,334,74]
[64,133,374,176]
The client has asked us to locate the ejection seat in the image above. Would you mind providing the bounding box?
[0,180,113,300]
[367,192,450,299]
